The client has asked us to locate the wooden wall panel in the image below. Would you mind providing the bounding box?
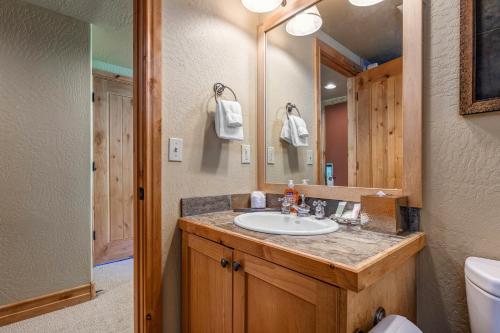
[109,93,125,241]
[122,97,134,239]
[355,79,372,188]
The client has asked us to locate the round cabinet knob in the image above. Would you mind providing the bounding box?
[220,258,229,268]
[232,262,241,272]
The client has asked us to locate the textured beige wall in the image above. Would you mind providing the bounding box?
[418,0,500,332]
[266,24,316,185]
[0,0,91,305]
[161,0,258,331]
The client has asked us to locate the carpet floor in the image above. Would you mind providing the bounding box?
[0,259,133,333]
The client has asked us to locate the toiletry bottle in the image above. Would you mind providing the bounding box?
[284,180,299,212]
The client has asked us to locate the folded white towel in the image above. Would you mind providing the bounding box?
[280,115,309,147]
[218,100,243,127]
[280,118,292,144]
[290,115,309,138]
[215,101,244,141]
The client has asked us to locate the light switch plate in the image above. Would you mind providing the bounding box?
[241,144,251,164]
[169,138,183,162]
[307,150,314,165]
[267,146,275,164]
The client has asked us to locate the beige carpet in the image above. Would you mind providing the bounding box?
[0,259,133,333]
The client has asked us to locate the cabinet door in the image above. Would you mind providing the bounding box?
[182,233,233,333]
[233,251,340,333]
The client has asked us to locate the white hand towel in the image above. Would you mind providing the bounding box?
[290,115,309,138]
[218,100,243,127]
[281,115,309,147]
[289,118,309,147]
[215,101,244,141]
[280,118,292,144]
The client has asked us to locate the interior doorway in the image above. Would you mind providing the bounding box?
[93,71,135,266]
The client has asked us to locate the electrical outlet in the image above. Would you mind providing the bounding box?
[307,150,314,165]
[241,144,251,164]
[169,138,183,162]
[267,147,275,164]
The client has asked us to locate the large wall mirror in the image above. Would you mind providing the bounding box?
[258,0,422,207]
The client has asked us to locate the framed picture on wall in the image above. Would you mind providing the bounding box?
[460,0,500,115]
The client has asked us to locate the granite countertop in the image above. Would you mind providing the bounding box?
[179,211,425,271]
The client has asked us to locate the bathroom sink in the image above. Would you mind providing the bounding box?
[234,212,339,236]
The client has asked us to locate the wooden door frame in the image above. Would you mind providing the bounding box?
[134,0,162,332]
[313,38,362,186]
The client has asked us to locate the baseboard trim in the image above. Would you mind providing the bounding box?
[0,283,96,327]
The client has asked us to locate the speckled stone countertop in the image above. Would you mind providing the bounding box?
[179,211,424,270]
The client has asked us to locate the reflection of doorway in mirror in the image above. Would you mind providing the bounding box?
[324,102,348,186]
[316,39,403,190]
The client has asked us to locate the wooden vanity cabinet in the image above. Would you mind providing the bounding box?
[182,233,340,333]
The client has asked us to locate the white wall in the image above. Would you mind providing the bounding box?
[0,0,91,305]
[161,0,258,331]
[418,0,500,332]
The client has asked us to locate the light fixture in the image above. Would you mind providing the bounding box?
[286,6,323,36]
[349,0,385,6]
[324,83,337,90]
[241,0,285,13]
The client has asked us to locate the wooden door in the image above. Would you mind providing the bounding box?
[233,251,340,333]
[182,233,233,333]
[349,57,403,189]
[93,73,134,265]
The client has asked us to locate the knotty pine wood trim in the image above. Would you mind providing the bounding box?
[134,0,163,332]
[258,0,423,207]
[0,283,95,327]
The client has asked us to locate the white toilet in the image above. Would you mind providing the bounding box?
[465,257,500,333]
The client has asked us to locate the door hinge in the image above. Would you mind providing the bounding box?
[93,230,96,241]
[355,92,359,101]
[138,187,145,201]
[92,162,96,172]
[92,92,95,103]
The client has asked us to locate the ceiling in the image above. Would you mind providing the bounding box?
[317,0,403,64]
[22,0,133,69]
[321,64,348,101]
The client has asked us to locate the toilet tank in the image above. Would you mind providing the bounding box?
[465,257,500,333]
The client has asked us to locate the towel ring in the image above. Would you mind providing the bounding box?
[286,102,302,118]
[214,83,238,102]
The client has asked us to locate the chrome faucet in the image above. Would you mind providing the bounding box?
[293,194,310,217]
[278,196,292,215]
[312,200,327,219]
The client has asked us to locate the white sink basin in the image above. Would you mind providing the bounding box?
[234,212,339,236]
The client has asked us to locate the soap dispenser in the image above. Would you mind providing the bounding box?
[284,180,299,207]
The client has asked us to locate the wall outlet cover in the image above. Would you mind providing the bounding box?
[267,146,275,164]
[169,138,183,162]
[241,144,251,164]
[307,150,314,165]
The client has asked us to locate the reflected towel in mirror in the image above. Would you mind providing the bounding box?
[280,115,309,147]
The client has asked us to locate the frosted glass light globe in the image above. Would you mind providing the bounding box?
[286,6,323,37]
[241,0,283,13]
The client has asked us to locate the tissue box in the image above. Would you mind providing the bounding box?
[361,195,408,234]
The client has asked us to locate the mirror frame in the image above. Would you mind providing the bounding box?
[257,0,423,207]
